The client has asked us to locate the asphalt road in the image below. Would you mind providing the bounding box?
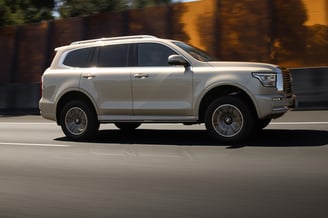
[0,111,328,218]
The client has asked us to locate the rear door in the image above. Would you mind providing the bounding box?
[79,44,133,116]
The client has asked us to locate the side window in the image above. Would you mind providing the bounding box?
[63,47,94,68]
[97,44,129,67]
[138,43,177,66]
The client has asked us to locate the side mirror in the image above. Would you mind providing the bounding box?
[168,55,189,66]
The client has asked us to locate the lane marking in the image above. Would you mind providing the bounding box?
[271,122,328,125]
[92,151,180,158]
[0,142,71,147]
[0,122,54,125]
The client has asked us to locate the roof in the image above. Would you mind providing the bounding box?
[70,35,158,45]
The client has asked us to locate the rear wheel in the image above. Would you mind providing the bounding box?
[205,96,255,144]
[114,122,141,132]
[60,101,99,141]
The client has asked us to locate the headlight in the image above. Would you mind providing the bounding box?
[252,72,276,87]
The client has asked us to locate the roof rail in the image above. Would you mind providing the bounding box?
[71,35,157,45]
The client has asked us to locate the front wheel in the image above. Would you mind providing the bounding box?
[204,96,255,144]
[257,118,272,130]
[60,101,99,141]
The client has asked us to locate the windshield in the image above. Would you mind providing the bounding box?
[173,41,214,62]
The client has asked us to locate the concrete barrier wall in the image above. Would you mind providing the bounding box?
[0,83,40,114]
[290,67,328,110]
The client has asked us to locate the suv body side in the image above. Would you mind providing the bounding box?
[40,35,294,142]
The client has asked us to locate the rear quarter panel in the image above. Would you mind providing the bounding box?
[40,69,81,120]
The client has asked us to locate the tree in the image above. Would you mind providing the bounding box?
[305,24,328,66]
[271,0,308,64]
[0,0,55,27]
[58,0,173,18]
[59,0,128,18]
[129,0,171,8]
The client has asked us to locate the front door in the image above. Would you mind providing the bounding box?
[132,43,193,117]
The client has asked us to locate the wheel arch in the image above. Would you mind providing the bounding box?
[56,91,98,125]
[198,85,258,122]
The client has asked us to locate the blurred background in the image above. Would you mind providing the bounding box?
[0,0,327,113]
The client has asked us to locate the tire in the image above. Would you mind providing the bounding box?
[114,122,141,132]
[257,118,272,130]
[204,96,255,144]
[60,101,99,141]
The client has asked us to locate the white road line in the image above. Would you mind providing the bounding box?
[0,142,71,147]
[0,122,54,125]
[92,151,180,158]
[271,122,328,125]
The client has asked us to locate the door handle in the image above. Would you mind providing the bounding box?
[82,74,96,80]
[134,73,149,79]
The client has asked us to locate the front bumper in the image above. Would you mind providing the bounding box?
[255,94,296,119]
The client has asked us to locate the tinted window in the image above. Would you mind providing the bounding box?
[138,43,177,66]
[63,47,94,67]
[98,44,129,67]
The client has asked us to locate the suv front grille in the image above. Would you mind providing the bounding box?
[282,69,292,97]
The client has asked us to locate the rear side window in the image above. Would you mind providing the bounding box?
[63,47,94,68]
[97,44,129,67]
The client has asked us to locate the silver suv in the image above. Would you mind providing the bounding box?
[39,35,294,143]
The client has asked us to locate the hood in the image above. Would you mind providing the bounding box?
[207,61,279,72]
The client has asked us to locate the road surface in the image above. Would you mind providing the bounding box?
[0,111,327,218]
